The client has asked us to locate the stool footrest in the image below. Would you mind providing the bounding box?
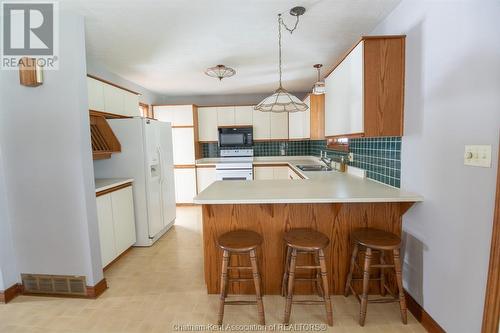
[225,300,258,305]
[227,266,252,270]
[292,300,326,305]
[228,278,254,282]
[295,265,321,269]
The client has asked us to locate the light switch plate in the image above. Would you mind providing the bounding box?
[464,145,492,167]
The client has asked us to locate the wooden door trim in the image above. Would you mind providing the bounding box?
[482,134,500,333]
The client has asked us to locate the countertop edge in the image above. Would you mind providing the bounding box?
[95,178,134,193]
[193,196,424,205]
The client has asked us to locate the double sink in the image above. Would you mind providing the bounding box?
[296,164,333,172]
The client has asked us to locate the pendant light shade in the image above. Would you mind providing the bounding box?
[205,64,236,81]
[254,8,308,113]
[255,87,308,113]
[312,64,326,95]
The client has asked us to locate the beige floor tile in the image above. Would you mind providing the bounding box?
[0,207,424,332]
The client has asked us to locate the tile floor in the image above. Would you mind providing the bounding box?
[0,207,426,332]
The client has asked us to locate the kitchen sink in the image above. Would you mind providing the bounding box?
[296,164,333,172]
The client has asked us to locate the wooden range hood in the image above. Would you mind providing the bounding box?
[89,111,121,160]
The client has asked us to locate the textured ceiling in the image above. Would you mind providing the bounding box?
[64,0,401,96]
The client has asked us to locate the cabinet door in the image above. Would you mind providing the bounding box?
[174,168,197,203]
[172,128,195,165]
[325,42,364,136]
[270,112,288,139]
[197,107,218,142]
[217,106,235,126]
[123,92,140,117]
[87,77,105,112]
[234,106,253,125]
[173,105,195,126]
[103,85,125,116]
[289,96,310,139]
[110,186,136,255]
[153,106,175,124]
[96,194,116,268]
[273,166,290,180]
[254,166,274,180]
[252,109,271,140]
[196,167,216,193]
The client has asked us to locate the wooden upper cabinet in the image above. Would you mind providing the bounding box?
[324,36,405,138]
[310,94,325,140]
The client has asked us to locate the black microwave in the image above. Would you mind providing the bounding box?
[218,126,253,148]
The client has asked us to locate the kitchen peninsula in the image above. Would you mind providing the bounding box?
[194,157,423,295]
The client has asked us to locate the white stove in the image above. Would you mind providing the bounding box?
[216,149,254,181]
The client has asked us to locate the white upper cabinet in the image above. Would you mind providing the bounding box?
[325,41,364,137]
[252,109,271,140]
[154,105,194,126]
[123,91,140,117]
[270,112,289,139]
[172,127,195,165]
[103,84,125,115]
[234,106,253,125]
[217,106,235,126]
[289,95,310,139]
[87,77,105,112]
[197,107,218,142]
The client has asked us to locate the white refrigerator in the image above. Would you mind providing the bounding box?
[94,118,176,246]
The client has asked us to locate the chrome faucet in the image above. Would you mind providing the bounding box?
[320,150,333,168]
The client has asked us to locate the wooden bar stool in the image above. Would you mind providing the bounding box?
[282,228,333,326]
[217,230,265,325]
[344,228,407,326]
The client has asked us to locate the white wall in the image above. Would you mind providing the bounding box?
[371,1,500,332]
[0,147,18,291]
[0,11,103,286]
[159,92,308,106]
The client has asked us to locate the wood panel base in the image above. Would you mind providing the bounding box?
[0,283,23,303]
[202,202,414,295]
[1,279,108,303]
[405,290,445,333]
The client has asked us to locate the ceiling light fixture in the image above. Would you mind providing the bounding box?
[312,64,325,95]
[254,7,308,113]
[205,64,236,81]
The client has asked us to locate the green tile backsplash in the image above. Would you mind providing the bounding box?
[201,137,402,188]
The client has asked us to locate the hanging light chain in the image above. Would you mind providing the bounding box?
[280,13,301,34]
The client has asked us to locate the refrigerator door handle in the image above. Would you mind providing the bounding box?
[157,145,164,183]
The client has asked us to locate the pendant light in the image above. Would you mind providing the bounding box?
[312,64,326,95]
[205,64,236,81]
[254,7,308,113]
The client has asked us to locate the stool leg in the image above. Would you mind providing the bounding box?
[380,251,386,297]
[359,247,372,326]
[318,249,333,326]
[250,249,265,325]
[393,248,408,324]
[315,252,324,298]
[344,244,359,297]
[281,246,292,297]
[217,250,230,325]
[283,248,297,325]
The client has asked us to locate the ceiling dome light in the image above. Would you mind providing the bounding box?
[205,64,236,81]
[255,8,308,113]
[312,64,326,95]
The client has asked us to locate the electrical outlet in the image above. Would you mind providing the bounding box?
[348,153,354,162]
[464,145,492,168]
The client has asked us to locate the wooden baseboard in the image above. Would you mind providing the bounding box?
[405,289,445,333]
[103,247,133,271]
[0,283,23,303]
[1,278,108,303]
[86,278,108,299]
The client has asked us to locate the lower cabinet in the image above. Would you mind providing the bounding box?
[174,168,197,203]
[96,185,136,268]
[254,166,291,180]
[196,167,216,194]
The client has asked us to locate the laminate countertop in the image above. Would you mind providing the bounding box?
[95,178,134,193]
[194,156,423,204]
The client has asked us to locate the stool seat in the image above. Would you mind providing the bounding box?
[284,228,329,250]
[217,230,262,252]
[352,228,401,250]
